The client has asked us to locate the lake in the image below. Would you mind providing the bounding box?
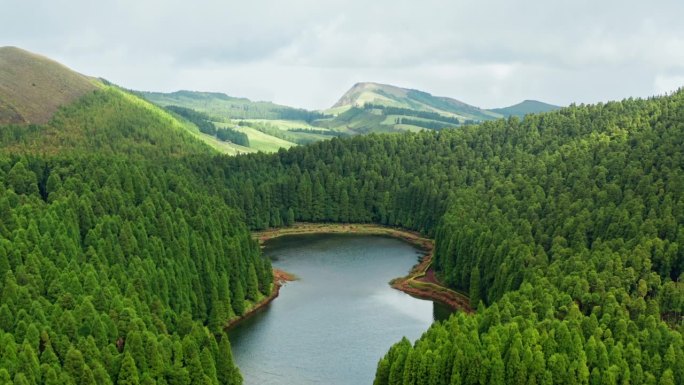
[229,233,451,385]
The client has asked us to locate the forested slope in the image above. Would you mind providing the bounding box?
[1,52,683,384]
[0,47,98,125]
[374,94,684,385]
[205,92,684,384]
[0,87,272,384]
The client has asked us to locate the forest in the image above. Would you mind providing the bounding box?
[0,88,272,385]
[363,103,463,125]
[210,92,684,384]
[164,106,250,147]
[0,85,683,384]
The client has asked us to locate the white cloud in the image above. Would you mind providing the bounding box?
[2,0,684,109]
[654,75,684,96]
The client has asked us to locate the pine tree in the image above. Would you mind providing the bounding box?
[12,373,30,385]
[216,334,241,385]
[285,208,295,227]
[200,347,218,385]
[208,288,227,335]
[469,266,481,306]
[0,305,12,332]
[232,281,245,316]
[124,331,147,375]
[659,369,675,385]
[245,264,259,302]
[6,160,38,196]
[117,352,140,385]
[64,348,86,384]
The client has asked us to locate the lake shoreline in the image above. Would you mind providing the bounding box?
[224,268,295,330]
[253,222,472,313]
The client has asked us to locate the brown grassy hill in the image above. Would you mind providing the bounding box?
[0,46,98,124]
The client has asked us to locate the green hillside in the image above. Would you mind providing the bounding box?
[0,46,99,125]
[329,82,503,122]
[2,47,682,385]
[490,99,561,117]
[318,82,562,135]
[1,86,214,157]
[139,90,333,153]
[0,51,267,385]
[139,83,560,152]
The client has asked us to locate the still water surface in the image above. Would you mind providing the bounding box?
[229,233,451,385]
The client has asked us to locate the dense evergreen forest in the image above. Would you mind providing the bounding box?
[205,92,684,384]
[1,83,683,384]
[0,88,272,385]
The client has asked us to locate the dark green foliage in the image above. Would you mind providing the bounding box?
[1,79,683,384]
[202,90,683,383]
[216,334,241,385]
[372,92,684,384]
[0,153,269,384]
[165,105,250,147]
[394,117,456,130]
[468,266,481,308]
[365,103,462,125]
[216,128,250,147]
[165,105,218,136]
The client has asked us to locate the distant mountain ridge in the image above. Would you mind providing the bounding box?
[0,46,564,155]
[142,83,563,143]
[140,90,325,121]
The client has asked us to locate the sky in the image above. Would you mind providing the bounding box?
[2,0,684,110]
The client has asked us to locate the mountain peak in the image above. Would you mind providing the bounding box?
[332,82,409,108]
[0,46,98,124]
[490,99,561,118]
[331,82,501,122]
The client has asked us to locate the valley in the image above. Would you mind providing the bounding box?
[0,45,682,385]
[139,82,560,154]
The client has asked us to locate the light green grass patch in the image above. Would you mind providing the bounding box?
[218,122,295,152]
[242,119,328,131]
[194,131,255,155]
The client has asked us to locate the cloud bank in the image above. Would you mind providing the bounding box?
[3,0,683,109]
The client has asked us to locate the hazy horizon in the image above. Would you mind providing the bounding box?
[3,0,683,110]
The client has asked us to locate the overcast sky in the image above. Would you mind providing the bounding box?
[2,0,684,110]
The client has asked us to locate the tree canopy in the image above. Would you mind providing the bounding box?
[1,85,683,384]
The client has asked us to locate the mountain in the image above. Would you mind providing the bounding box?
[0,47,261,156]
[140,90,337,152]
[329,82,502,122]
[0,46,98,125]
[0,47,216,157]
[140,84,562,151]
[490,99,561,117]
